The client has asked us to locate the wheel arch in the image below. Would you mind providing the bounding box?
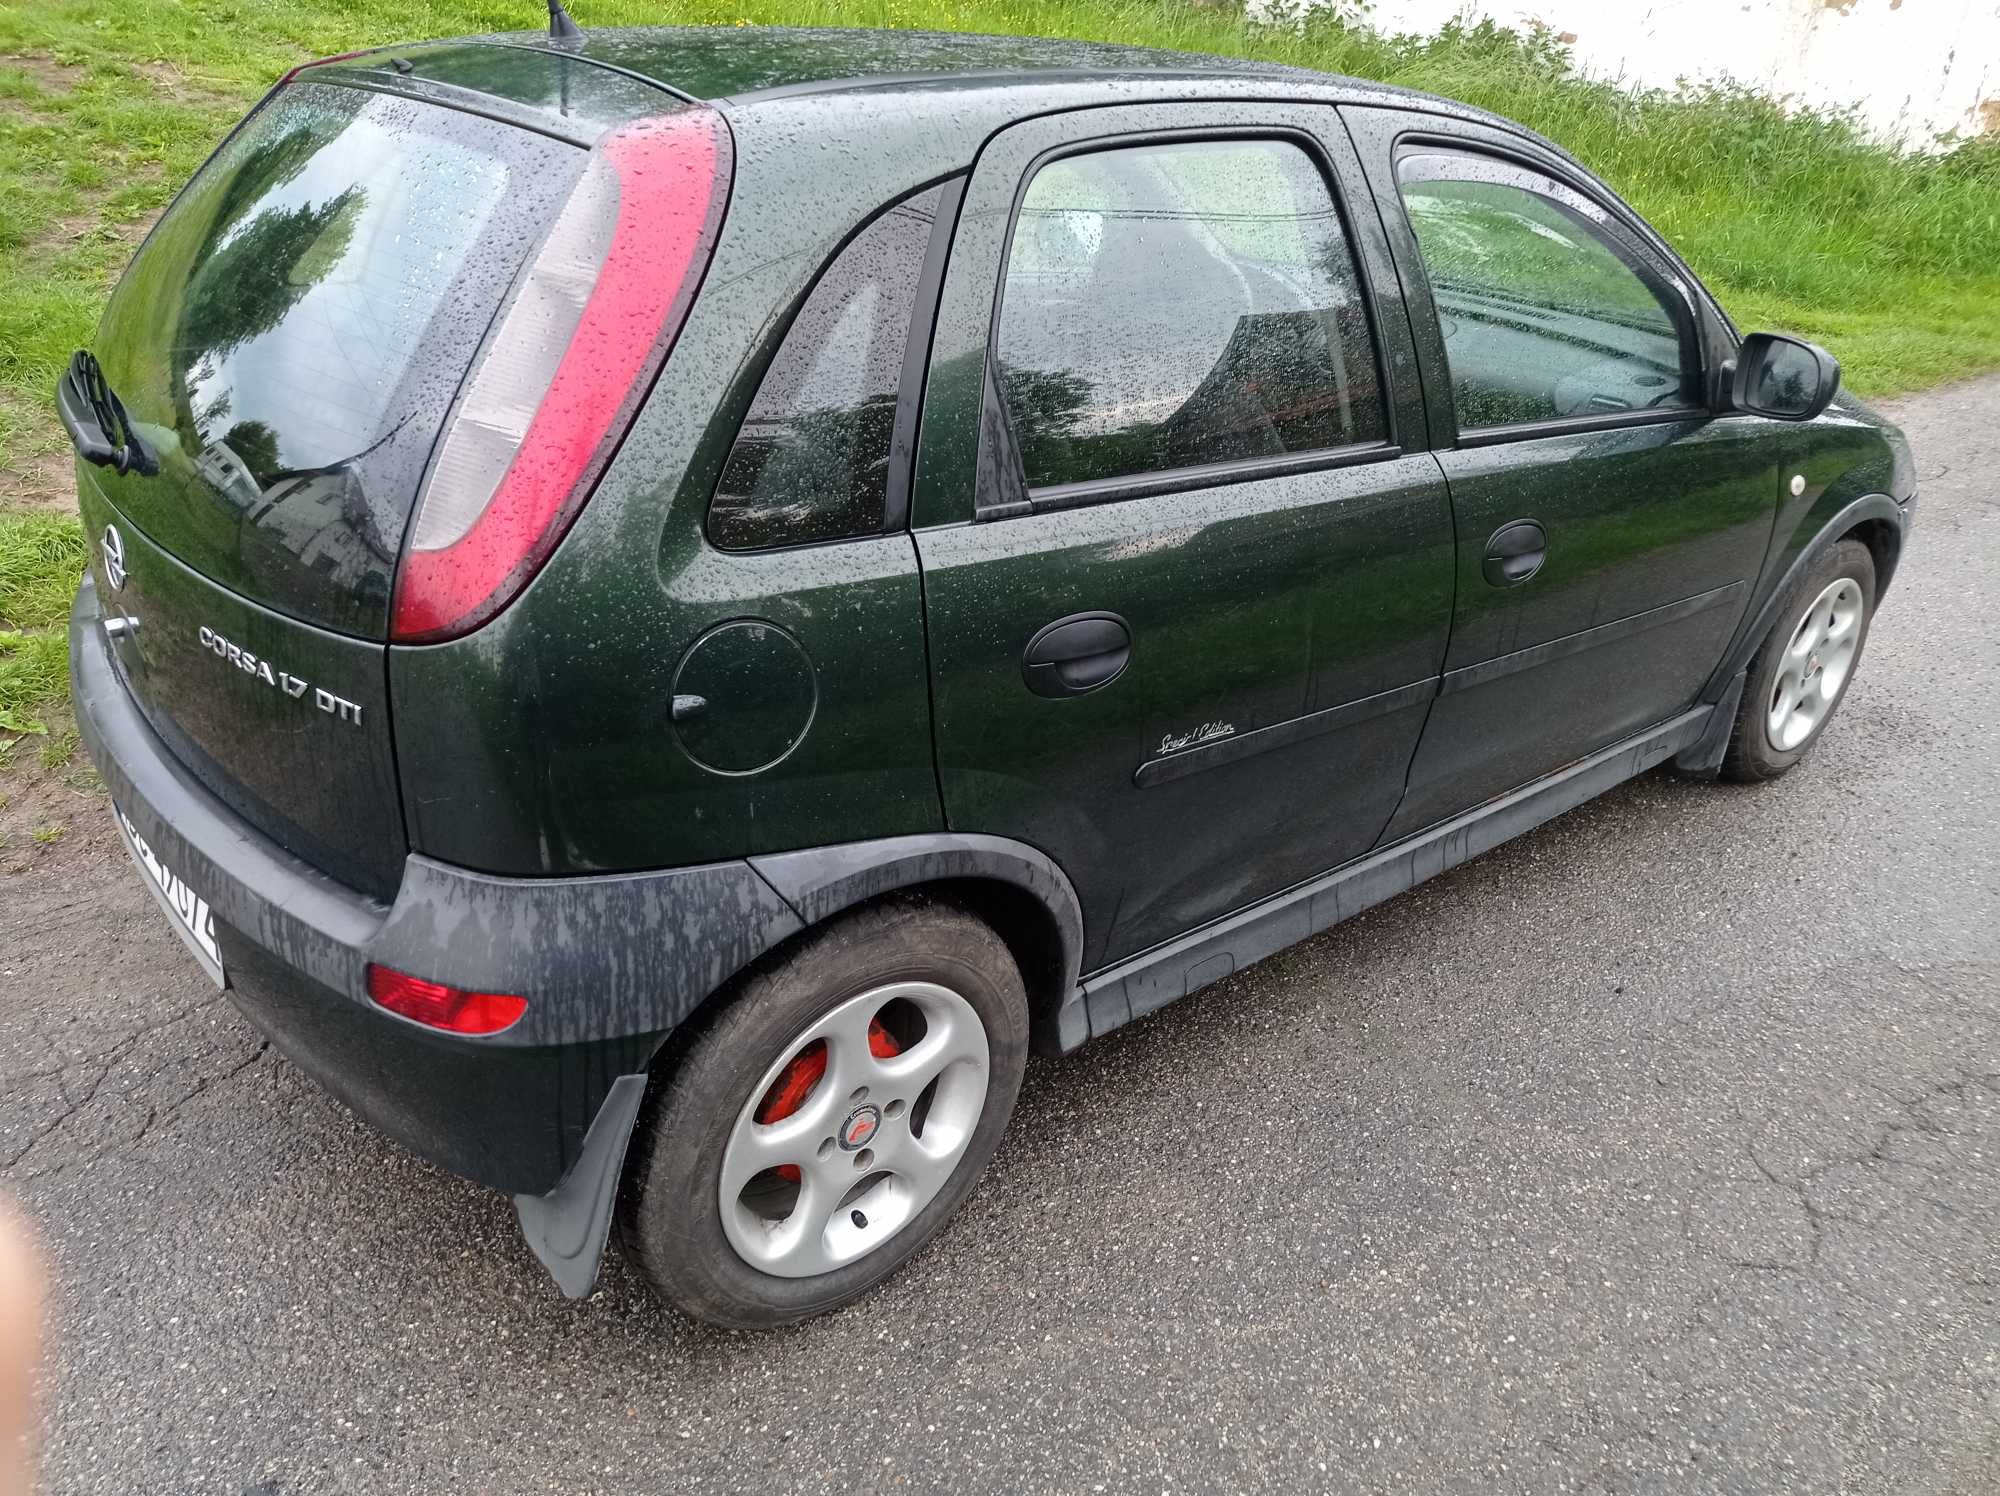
[1839,513,1903,598]
[519,835,1087,1300]
[1702,491,1909,702]
[749,834,1088,1057]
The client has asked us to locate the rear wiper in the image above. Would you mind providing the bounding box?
[56,349,159,477]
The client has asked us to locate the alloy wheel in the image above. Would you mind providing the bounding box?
[717,981,990,1278]
[1767,576,1865,752]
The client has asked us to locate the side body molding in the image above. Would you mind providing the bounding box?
[752,832,1089,1052]
[1082,708,1713,1039]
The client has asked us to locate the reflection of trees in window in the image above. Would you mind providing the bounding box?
[219,420,281,486]
[178,190,364,446]
[184,192,362,352]
[169,114,366,465]
[206,120,337,240]
[715,393,900,547]
[995,366,1098,481]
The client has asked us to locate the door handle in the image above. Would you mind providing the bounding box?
[1022,612,1132,698]
[1482,520,1547,587]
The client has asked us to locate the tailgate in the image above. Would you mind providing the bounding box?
[79,473,404,898]
[63,74,599,899]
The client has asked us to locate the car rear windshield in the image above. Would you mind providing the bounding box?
[89,81,585,637]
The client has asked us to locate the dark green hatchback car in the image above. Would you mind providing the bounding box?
[62,24,1916,1326]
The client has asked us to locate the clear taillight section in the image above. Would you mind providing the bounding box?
[391,109,731,642]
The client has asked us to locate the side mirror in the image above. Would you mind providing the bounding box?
[1730,332,1840,421]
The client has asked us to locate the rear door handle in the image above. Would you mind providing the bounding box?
[1483,520,1547,587]
[1022,612,1132,698]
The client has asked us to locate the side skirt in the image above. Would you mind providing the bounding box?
[1076,705,1713,1041]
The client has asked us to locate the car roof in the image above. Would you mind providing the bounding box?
[398,25,1494,120]
[543,26,1353,101]
[314,28,1588,236]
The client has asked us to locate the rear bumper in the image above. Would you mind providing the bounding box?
[70,573,804,1197]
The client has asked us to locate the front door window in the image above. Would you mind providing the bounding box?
[1396,151,1697,431]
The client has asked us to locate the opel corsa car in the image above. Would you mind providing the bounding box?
[62,23,1916,1327]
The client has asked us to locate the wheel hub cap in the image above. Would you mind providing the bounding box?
[838,1104,882,1151]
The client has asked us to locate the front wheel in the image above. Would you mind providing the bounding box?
[618,898,1028,1328]
[1723,538,1877,782]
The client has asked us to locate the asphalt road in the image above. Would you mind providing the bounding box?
[5,375,1998,1496]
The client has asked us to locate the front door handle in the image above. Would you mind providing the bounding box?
[1022,612,1132,698]
[1483,520,1547,587]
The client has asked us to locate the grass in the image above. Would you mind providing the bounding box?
[39,724,78,768]
[0,0,1993,731]
[0,511,85,733]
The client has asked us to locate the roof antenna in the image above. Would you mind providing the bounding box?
[548,0,584,40]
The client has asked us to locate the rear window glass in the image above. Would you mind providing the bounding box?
[994,139,1384,493]
[709,184,945,551]
[91,82,583,636]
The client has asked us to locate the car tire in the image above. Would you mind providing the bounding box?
[617,896,1029,1329]
[1722,538,1876,783]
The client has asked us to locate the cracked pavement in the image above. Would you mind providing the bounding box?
[4,374,1998,1494]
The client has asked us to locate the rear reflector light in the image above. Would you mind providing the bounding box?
[391,109,731,642]
[366,964,528,1036]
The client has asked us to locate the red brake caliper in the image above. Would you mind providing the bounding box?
[755,1019,901,1183]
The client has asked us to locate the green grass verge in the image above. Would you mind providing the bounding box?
[0,511,85,733]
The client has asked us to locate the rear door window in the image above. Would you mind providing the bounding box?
[1394,150,1697,431]
[90,81,584,636]
[993,138,1384,492]
[708,184,946,550]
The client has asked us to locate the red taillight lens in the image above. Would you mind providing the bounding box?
[366,964,528,1036]
[391,108,731,643]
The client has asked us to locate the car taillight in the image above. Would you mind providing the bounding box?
[390,108,731,642]
[366,964,528,1036]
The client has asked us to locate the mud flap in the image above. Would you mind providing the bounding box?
[513,1073,648,1299]
[1672,669,1747,779]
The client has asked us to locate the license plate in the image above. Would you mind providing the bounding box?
[114,804,227,989]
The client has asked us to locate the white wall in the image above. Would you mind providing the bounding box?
[1349,0,2000,148]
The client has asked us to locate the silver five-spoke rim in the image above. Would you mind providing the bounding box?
[1767,576,1863,752]
[718,981,989,1278]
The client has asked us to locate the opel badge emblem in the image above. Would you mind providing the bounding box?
[101,523,127,591]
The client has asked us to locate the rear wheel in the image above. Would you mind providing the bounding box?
[619,899,1028,1328]
[1723,538,1876,782]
